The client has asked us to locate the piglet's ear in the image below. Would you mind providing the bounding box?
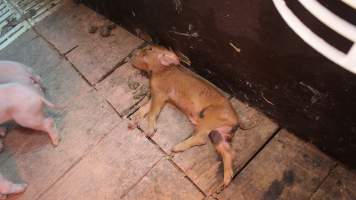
[158,52,180,66]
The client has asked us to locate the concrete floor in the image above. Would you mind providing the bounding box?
[0,0,355,199]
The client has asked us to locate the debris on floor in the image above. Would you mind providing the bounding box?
[88,25,98,34]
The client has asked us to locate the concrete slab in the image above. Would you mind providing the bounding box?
[217,130,336,200]
[35,1,143,84]
[0,29,61,69]
[66,26,143,84]
[311,165,356,200]
[96,62,149,116]
[34,0,90,54]
[122,158,204,200]
[34,58,91,105]
[38,120,163,200]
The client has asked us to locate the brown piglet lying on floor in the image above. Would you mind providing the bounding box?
[0,174,27,199]
[130,45,247,186]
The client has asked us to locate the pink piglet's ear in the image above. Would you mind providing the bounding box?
[158,52,180,66]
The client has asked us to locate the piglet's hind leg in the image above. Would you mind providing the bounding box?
[13,113,60,146]
[42,118,60,146]
[172,129,208,152]
[209,130,235,186]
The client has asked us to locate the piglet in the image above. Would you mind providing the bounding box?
[130,45,244,186]
[0,83,60,146]
[0,61,44,137]
[0,61,44,93]
[0,174,27,199]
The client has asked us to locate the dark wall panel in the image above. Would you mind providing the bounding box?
[82,0,356,167]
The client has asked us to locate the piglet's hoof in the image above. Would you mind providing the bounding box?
[128,121,138,130]
[223,169,234,187]
[51,135,61,147]
[144,129,156,138]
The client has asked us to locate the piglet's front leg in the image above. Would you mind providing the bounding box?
[145,93,166,137]
[128,99,151,130]
[0,174,27,198]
